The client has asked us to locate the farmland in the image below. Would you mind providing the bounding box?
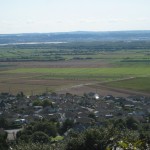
[0,41,150,96]
[103,77,150,92]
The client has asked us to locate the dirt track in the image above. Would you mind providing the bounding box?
[57,77,150,97]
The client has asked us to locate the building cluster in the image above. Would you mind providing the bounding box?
[0,92,150,130]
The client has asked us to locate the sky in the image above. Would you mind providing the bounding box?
[0,0,150,34]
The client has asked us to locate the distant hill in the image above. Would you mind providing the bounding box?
[0,30,150,44]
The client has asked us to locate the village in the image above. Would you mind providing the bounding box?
[0,92,149,137]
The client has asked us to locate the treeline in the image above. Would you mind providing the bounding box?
[0,41,150,62]
[1,41,150,51]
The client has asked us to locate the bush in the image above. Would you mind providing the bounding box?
[0,131,8,150]
[30,131,50,143]
[33,122,57,137]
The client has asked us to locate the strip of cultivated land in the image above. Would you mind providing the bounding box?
[1,66,150,95]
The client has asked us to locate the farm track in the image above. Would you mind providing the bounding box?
[57,76,150,97]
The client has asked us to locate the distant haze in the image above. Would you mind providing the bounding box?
[0,0,150,34]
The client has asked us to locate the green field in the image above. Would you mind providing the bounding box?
[104,77,150,92]
[4,67,150,78]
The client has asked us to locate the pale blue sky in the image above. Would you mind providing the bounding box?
[0,0,150,34]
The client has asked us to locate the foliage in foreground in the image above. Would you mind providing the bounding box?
[12,125,150,150]
[0,131,8,150]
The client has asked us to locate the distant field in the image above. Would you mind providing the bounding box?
[104,77,150,93]
[3,67,150,79]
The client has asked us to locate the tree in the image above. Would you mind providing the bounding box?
[33,122,57,137]
[0,131,8,150]
[60,119,74,134]
[65,127,118,150]
[33,100,52,108]
[30,131,50,143]
[32,100,42,106]
[0,118,9,129]
[114,118,126,129]
[126,117,139,130]
[42,100,52,108]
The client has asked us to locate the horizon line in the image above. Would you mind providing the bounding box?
[0,29,150,35]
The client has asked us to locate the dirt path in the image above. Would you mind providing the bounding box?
[57,76,150,97]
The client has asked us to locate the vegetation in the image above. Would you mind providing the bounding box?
[11,117,150,150]
[0,41,150,62]
[16,121,57,143]
[33,99,53,108]
[0,131,8,150]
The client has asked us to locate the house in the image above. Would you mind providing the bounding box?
[33,106,43,113]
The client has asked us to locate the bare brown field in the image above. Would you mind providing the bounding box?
[0,59,112,69]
